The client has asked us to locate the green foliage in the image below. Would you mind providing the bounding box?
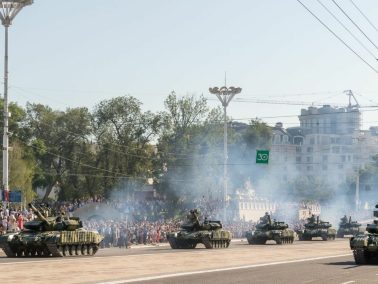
[156,92,224,201]
[9,142,36,203]
[289,176,334,202]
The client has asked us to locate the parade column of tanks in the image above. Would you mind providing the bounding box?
[167,209,232,249]
[245,212,294,245]
[296,215,336,241]
[350,204,378,264]
[0,203,103,257]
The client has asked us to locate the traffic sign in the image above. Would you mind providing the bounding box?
[256,150,269,164]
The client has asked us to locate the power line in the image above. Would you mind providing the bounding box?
[295,0,378,74]
[331,0,378,51]
[316,0,378,61]
[349,0,378,33]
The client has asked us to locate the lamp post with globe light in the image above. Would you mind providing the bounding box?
[209,85,241,220]
[0,0,33,202]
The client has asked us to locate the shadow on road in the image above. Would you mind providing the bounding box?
[324,261,359,269]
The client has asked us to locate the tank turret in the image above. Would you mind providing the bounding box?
[366,205,378,234]
[350,204,378,264]
[27,203,82,231]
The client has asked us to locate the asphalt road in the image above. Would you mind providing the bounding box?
[123,255,378,284]
[0,239,376,284]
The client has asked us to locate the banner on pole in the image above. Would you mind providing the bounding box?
[1,190,22,202]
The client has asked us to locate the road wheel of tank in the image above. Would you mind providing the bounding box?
[61,245,67,256]
[24,248,32,257]
[354,249,368,265]
[74,245,80,255]
[68,245,74,256]
[15,249,23,257]
[80,245,86,255]
[202,236,213,249]
[275,237,283,245]
[30,248,37,257]
[42,248,51,257]
[36,248,43,257]
[87,244,94,255]
[92,244,99,255]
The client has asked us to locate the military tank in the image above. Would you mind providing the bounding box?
[0,203,103,257]
[337,215,362,238]
[350,204,378,264]
[167,209,232,249]
[245,212,294,245]
[296,215,336,241]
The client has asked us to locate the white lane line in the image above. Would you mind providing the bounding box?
[97,253,352,284]
[341,281,355,284]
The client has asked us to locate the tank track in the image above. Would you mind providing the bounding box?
[248,236,294,245]
[168,237,230,249]
[167,238,196,249]
[49,243,100,257]
[353,249,378,265]
[0,243,100,257]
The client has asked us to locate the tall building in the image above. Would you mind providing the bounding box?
[270,99,378,206]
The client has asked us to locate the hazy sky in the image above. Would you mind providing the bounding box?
[2,0,378,129]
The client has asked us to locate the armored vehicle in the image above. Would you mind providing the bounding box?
[0,203,103,257]
[297,215,336,241]
[167,209,232,249]
[337,215,362,238]
[350,204,378,264]
[245,212,294,245]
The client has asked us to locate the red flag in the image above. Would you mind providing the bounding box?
[5,190,9,202]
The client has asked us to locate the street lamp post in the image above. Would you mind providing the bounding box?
[0,0,32,202]
[209,85,241,220]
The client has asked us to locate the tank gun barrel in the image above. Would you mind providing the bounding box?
[28,203,49,224]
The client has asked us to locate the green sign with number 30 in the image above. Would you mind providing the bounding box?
[256,150,269,164]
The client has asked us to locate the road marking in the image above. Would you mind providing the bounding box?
[341,281,355,284]
[97,253,352,284]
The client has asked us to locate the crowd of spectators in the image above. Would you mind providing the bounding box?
[0,205,34,234]
[0,197,374,247]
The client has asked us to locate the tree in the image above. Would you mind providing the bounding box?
[91,96,162,198]
[25,104,92,201]
[0,99,36,202]
[156,92,224,205]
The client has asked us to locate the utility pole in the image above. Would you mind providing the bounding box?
[0,0,33,202]
[209,84,241,220]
